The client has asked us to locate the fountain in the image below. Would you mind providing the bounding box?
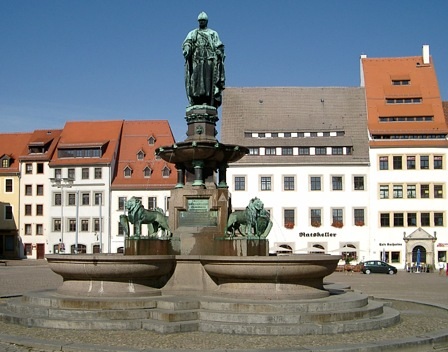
[0,12,399,335]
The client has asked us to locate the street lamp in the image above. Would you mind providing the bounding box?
[50,177,73,253]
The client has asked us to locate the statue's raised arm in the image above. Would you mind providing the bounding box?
[183,12,225,109]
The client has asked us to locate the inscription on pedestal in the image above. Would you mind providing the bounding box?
[179,198,217,227]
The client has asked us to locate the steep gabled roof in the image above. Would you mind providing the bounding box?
[0,133,32,174]
[50,120,123,166]
[221,87,369,165]
[362,53,448,148]
[111,120,176,190]
[19,129,62,161]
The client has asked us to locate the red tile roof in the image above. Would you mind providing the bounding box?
[0,133,32,174]
[111,120,177,190]
[362,55,448,147]
[50,120,123,166]
[19,129,62,161]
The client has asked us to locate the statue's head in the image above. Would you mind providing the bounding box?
[197,11,208,28]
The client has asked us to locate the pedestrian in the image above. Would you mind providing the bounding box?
[438,261,445,276]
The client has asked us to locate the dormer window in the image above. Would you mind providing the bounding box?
[137,150,145,160]
[162,165,171,178]
[1,156,11,168]
[148,136,156,145]
[143,166,152,178]
[124,166,133,178]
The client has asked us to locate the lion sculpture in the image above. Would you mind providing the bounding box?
[120,197,171,238]
[225,197,272,239]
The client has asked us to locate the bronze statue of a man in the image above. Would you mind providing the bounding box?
[182,12,225,108]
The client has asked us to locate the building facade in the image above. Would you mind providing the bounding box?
[221,87,370,262]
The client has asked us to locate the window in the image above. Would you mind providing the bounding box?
[407,156,416,169]
[332,208,343,226]
[281,147,293,155]
[404,185,416,199]
[283,176,295,191]
[54,168,62,179]
[53,219,61,232]
[234,176,246,191]
[434,213,444,226]
[434,184,443,198]
[118,197,127,210]
[420,184,430,198]
[310,208,322,226]
[2,158,9,168]
[118,222,125,236]
[379,156,388,170]
[148,136,156,145]
[58,148,101,158]
[94,168,102,179]
[68,219,76,232]
[249,148,259,155]
[148,197,157,210]
[68,168,75,180]
[25,204,32,216]
[94,193,102,206]
[354,208,365,226]
[162,166,170,177]
[332,176,343,191]
[380,213,390,227]
[284,132,291,137]
[81,219,89,232]
[394,213,404,227]
[299,147,310,155]
[354,176,364,190]
[36,224,43,235]
[392,79,410,85]
[315,147,326,155]
[379,185,389,199]
[265,147,276,155]
[82,193,90,205]
[137,150,145,160]
[271,132,278,137]
[36,184,44,196]
[421,213,430,226]
[124,167,132,178]
[393,185,403,199]
[68,193,76,206]
[420,155,429,169]
[407,213,417,226]
[284,209,295,228]
[82,168,89,179]
[434,156,443,169]
[94,218,101,232]
[393,156,402,170]
[4,205,12,220]
[260,176,272,191]
[332,147,343,155]
[25,163,33,174]
[310,176,321,191]
[5,179,13,193]
[36,163,44,174]
[36,204,43,216]
[143,167,152,178]
[25,185,32,196]
[54,193,62,206]
[386,97,421,104]
[24,224,32,235]
[258,133,265,138]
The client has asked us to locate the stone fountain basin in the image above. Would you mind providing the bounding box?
[46,254,176,297]
[199,254,341,300]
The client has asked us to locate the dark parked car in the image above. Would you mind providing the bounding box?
[360,260,397,275]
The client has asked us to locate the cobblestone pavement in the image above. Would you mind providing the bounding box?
[0,260,447,351]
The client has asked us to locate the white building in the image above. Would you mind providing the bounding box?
[221,87,370,263]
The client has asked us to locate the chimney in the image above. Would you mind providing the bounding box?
[360,54,367,87]
[422,44,430,64]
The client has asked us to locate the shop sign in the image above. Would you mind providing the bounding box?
[379,243,402,246]
[299,232,337,238]
[437,243,448,247]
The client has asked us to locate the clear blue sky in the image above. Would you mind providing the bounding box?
[1,0,447,141]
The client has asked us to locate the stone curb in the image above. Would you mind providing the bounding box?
[1,314,447,352]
